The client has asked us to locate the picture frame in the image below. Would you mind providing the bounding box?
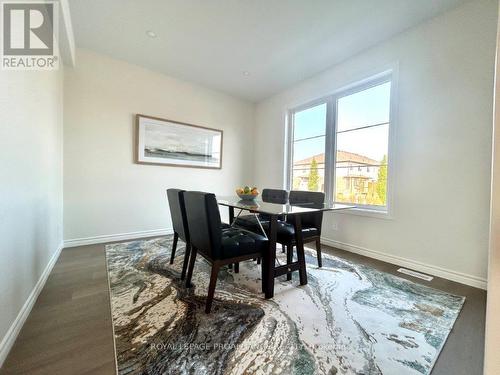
[135,114,223,169]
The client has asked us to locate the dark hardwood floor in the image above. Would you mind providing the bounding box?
[0,244,116,374]
[0,238,486,374]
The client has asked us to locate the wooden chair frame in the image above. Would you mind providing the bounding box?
[185,248,264,313]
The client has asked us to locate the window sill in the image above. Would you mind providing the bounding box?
[334,207,393,220]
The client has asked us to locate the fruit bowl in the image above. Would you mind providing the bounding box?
[236,186,259,201]
[237,193,259,201]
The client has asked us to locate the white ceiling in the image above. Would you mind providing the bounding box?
[67,0,468,102]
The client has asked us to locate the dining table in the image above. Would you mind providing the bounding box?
[217,196,354,299]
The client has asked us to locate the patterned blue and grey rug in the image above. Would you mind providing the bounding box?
[106,236,464,375]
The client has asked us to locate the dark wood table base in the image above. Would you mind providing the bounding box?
[264,215,307,298]
[228,206,309,299]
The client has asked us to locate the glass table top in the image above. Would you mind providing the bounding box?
[217,196,355,215]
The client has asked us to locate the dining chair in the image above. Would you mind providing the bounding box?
[183,191,268,313]
[280,191,325,278]
[167,188,230,281]
[166,188,191,281]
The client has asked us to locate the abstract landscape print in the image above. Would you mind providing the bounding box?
[135,114,222,169]
[106,237,464,375]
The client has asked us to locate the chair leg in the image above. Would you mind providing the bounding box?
[315,238,322,268]
[185,246,197,288]
[257,257,261,265]
[286,244,293,281]
[205,262,220,313]
[180,243,191,280]
[234,262,239,273]
[170,232,178,264]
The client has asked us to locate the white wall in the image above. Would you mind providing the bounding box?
[254,0,497,287]
[0,67,64,363]
[63,49,255,242]
[484,2,500,372]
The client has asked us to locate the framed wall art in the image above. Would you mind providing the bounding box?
[135,114,223,169]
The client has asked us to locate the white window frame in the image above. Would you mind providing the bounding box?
[285,70,397,218]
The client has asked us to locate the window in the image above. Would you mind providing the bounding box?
[287,73,393,213]
[290,103,327,192]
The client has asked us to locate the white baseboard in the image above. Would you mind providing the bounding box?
[63,228,173,248]
[64,230,487,289]
[0,242,64,368]
[321,237,487,290]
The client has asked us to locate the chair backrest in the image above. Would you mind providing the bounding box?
[183,191,222,260]
[289,190,325,232]
[262,188,288,204]
[167,188,189,242]
[289,190,324,205]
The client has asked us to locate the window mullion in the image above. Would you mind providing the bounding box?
[324,96,336,205]
[285,111,295,190]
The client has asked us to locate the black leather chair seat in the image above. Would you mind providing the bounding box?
[221,222,231,229]
[234,215,269,232]
[221,228,268,259]
[234,214,258,227]
[275,221,318,242]
[237,215,321,241]
[240,220,318,243]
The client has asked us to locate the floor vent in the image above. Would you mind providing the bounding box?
[397,268,434,281]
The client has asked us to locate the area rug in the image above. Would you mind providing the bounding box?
[105,236,465,375]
